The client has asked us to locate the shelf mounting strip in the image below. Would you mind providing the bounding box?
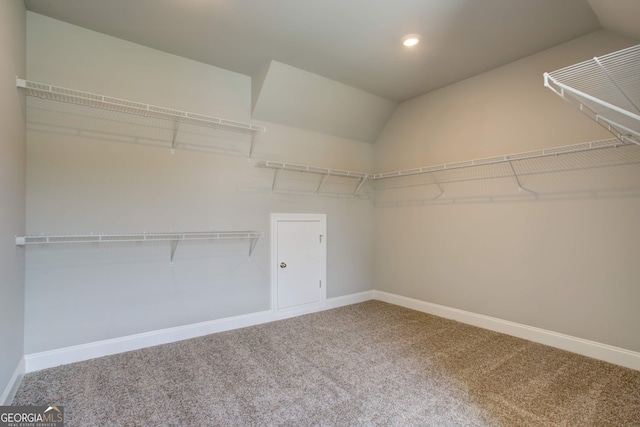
[543,44,640,146]
[17,78,266,157]
[15,231,264,266]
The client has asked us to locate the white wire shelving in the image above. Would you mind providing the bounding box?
[374,138,640,206]
[255,45,640,200]
[255,160,373,197]
[15,231,264,266]
[371,138,628,179]
[257,138,634,199]
[544,44,640,146]
[17,78,266,157]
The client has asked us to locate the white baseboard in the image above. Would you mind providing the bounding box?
[273,290,375,321]
[25,291,376,373]
[326,290,374,309]
[1,357,25,405]
[25,289,638,374]
[374,290,640,371]
[25,310,274,373]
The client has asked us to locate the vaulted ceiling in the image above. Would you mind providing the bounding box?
[23,0,640,103]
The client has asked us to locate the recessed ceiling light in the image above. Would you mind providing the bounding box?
[402,34,421,47]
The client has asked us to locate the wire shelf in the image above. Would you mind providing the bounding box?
[15,231,264,265]
[258,140,628,184]
[255,161,371,179]
[256,138,638,202]
[370,138,629,180]
[255,160,371,197]
[17,79,265,149]
[544,44,640,145]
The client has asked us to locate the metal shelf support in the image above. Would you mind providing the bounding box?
[249,235,260,258]
[271,168,280,192]
[316,174,330,195]
[170,240,180,266]
[430,172,445,200]
[352,176,367,197]
[249,133,256,160]
[508,161,536,196]
[171,119,181,154]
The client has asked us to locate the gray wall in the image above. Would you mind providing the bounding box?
[373,30,640,352]
[25,13,374,354]
[0,0,26,397]
[22,13,640,360]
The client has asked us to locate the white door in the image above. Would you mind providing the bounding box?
[272,214,326,312]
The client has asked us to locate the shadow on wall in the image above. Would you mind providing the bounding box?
[372,141,640,207]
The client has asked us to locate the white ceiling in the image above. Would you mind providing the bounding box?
[23,0,638,102]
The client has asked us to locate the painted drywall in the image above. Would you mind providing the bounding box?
[252,60,397,142]
[251,61,271,116]
[373,30,640,353]
[0,0,26,399]
[588,0,640,41]
[25,13,374,354]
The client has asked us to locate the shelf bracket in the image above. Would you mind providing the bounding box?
[171,120,181,154]
[316,173,330,195]
[248,132,256,160]
[352,176,367,197]
[429,172,445,200]
[508,161,536,196]
[597,116,640,147]
[248,236,259,259]
[170,240,179,267]
[271,168,280,192]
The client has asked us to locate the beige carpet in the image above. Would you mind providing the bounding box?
[13,301,640,426]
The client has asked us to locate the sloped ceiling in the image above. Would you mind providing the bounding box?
[587,0,640,41]
[22,0,638,142]
[24,0,606,102]
[252,61,397,142]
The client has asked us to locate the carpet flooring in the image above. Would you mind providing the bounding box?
[13,301,640,426]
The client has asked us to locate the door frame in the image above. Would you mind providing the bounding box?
[271,213,327,315]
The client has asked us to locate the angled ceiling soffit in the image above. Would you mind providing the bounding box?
[252,61,397,143]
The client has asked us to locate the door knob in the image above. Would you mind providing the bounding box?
[280,262,287,268]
